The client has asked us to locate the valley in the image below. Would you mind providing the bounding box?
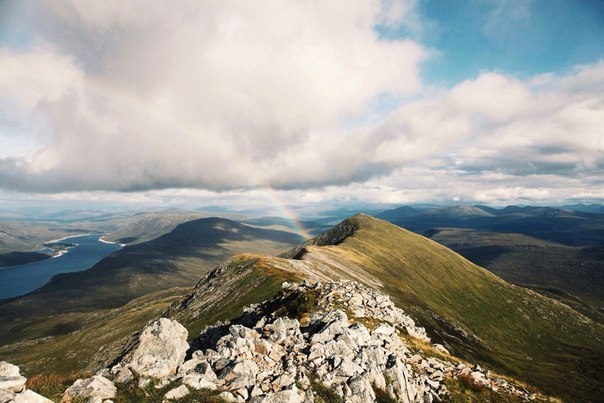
[0,217,304,350]
[0,234,121,300]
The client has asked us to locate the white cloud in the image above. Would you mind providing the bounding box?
[0,0,427,192]
[0,1,602,206]
[385,66,602,166]
[0,46,81,109]
[447,73,531,122]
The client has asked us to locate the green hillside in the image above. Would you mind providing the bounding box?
[427,228,604,318]
[281,214,604,401]
[0,287,186,376]
[159,214,603,400]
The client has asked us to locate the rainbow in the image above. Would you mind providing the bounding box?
[260,188,314,240]
[87,79,316,242]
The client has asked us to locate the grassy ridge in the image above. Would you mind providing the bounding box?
[2,213,602,401]
[290,214,604,401]
[166,254,304,338]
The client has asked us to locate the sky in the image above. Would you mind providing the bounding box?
[0,0,603,214]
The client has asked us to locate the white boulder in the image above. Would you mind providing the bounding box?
[61,375,116,402]
[0,362,27,393]
[13,389,54,403]
[163,384,190,401]
[127,318,189,379]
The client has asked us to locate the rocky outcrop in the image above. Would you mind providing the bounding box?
[61,375,116,403]
[0,362,52,403]
[83,280,540,402]
[126,318,189,380]
[0,362,26,394]
[283,218,358,259]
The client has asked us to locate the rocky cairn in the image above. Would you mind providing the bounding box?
[56,280,539,402]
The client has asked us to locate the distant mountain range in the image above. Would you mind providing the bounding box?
[2,204,602,314]
[377,204,604,245]
[562,203,604,214]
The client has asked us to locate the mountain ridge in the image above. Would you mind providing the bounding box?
[1,213,602,401]
[153,213,603,401]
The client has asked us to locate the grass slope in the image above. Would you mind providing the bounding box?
[0,287,187,376]
[428,228,604,318]
[283,214,604,401]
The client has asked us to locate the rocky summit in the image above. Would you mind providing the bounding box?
[51,280,545,402]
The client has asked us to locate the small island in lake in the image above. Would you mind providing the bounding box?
[43,241,78,258]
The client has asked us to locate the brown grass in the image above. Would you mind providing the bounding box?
[27,370,90,401]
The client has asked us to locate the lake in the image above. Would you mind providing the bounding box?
[0,234,121,300]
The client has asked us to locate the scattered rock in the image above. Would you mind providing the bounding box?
[433,343,449,355]
[257,385,304,402]
[61,375,116,402]
[163,384,189,401]
[87,280,546,402]
[148,280,448,402]
[347,376,376,403]
[0,362,54,403]
[218,390,240,402]
[12,389,54,403]
[113,366,134,384]
[0,362,27,393]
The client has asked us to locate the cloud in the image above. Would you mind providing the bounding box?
[365,61,604,203]
[0,0,427,192]
[0,0,602,206]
